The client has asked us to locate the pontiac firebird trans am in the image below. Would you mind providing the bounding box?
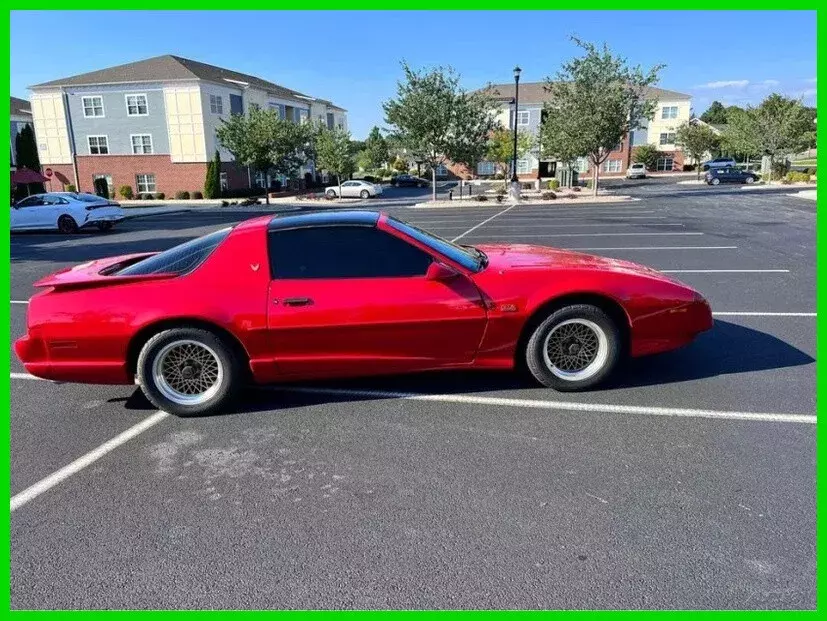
[15,211,713,416]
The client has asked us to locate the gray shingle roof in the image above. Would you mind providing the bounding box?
[479,81,691,103]
[10,96,31,116]
[30,55,346,110]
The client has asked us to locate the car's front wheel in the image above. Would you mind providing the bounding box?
[525,304,621,391]
[137,328,242,417]
[745,176,755,184]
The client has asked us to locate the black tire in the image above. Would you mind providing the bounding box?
[525,304,621,391]
[745,176,755,184]
[326,189,337,198]
[136,327,242,417]
[57,215,78,234]
[96,222,114,232]
[711,177,720,186]
[360,189,370,199]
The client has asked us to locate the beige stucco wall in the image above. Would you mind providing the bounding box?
[30,90,72,165]
[163,84,206,163]
[648,99,691,152]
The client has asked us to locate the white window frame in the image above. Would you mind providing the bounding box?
[125,93,148,117]
[659,132,676,146]
[82,96,105,118]
[516,159,531,174]
[87,135,109,155]
[574,157,589,173]
[135,173,156,194]
[477,161,496,175]
[210,94,224,115]
[254,171,267,188]
[603,159,622,173]
[130,134,154,155]
[516,110,530,126]
[656,157,675,172]
[661,106,678,120]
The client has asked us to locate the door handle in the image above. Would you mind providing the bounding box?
[282,297,313,307]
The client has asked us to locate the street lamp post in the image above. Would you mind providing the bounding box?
[510,66,522,202]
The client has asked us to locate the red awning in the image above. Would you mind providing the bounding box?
[11,167,49,184]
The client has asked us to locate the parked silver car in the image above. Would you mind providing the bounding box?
[325,180,383,199]
[626,163,647,179]
[701,157,737,171]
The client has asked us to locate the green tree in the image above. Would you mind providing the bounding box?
[204,150,222,198]
[631,143,660,171]
[486,127,534,179]
[542,37,663,195]
[384,62,499,201]
[699,101,728,125]
[675,122,721,179]
[315,125,355,198]
[14,124,45,194]
[363,126,390,169]
[216,107,313,204]
[355,149,372,171]
[391,155,408,172]
[723,94,811,175]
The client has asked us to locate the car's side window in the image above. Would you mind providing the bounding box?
[268,226,433,279]
[16,197,40,207]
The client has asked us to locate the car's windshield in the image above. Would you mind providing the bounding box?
[116,227,232,276]
[386,217,483,272]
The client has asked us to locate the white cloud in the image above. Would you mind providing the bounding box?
[697,80,750,89]
[760,79,780,87]
[806,77,817,84]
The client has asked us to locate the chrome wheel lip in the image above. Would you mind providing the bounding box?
[152,339,224,406]
[542,318,609,382]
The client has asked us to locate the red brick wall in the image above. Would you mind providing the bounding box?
[42,156,209,195]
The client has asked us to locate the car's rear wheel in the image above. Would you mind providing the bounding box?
[525,304,621,391]
[745,176,755,184]
[326,189,337,198]
[711,177,721,185]
[96,222,114,232]
[360,189,370,199]
[137,328,242,417]
[57,215,78,234]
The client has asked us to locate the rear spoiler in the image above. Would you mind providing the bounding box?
[33,252,174,290]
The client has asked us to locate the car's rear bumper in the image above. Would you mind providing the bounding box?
[14,334,132,384]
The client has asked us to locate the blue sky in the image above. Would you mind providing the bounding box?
[11,10,816,139]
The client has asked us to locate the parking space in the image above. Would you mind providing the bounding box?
[9,183,816,609]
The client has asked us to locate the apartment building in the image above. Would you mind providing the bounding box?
[28,55,347,195]
[10,96,33,171]
[464,81,691,179]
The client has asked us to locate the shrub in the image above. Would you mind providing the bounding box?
[771,160,790,180]
[548,179,560,190]
[541,191,557,200]
[118,185,133,199]
[204,150,221,199]
[192,190,203,199]
[175,191,190,199]
[474,195,488,202]
[785,171,810,183]
[572,186,582,192]
[222,187,263,199]
[65,184,76,192]
[140,193,154,200]
[220,200,229,207]
[154,192,165,200]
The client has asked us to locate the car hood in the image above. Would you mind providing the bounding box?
[475,243,684,284]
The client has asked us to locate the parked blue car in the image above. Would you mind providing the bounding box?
[705,167,761,185]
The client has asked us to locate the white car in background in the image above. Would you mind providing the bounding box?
[626,163,647,179]
[10,192,125,233]
[325,180,383,199]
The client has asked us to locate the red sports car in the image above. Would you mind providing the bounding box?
[15,211,713,416]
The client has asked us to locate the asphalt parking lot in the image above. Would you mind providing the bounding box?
[9,180,816,609]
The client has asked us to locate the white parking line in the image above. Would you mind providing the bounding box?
[450,203,520,242]
[283,387,815,425]
[713,312,816,317]
[439,223,686,229]
[569,246,737,251]
[11,300,28,305]
[10,410,170,512]
[661,269,790,274]
[467,232,704,239]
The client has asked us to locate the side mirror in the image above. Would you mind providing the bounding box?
[426,261,459,282]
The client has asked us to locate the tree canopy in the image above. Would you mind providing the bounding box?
[676,122,720,179]
[315,125,355,196]
[487,128,534,178]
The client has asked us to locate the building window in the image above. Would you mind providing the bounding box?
[92,174,113,197]
[82,96,104,118]
[220,172,228,191]
[326,113,335,130]
[210,94,224,114]
[659,132,676,145]
[255,171,267,188]
[136,173,156,194]
[516,110,530,126]
[87,135,109,155]
[229,94,243,116]
[516,159,531,174]
[477,161,496,176]
[574,157,589,173]
[435,164,448,177]
[298,109,310,124]
[125,94,148,116]
[603,159,622,173]
[130,134,153,154]
[661,106,678,119]
[656,157,674,171]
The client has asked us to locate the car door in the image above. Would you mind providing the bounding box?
[39,194,70,226]
[265,224,488,380]
[10,196,45,229]
[339,181,357,197]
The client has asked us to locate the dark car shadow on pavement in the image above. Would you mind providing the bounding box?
[119,320,813,417]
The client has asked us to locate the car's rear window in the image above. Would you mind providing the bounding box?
[116,227,232,276]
